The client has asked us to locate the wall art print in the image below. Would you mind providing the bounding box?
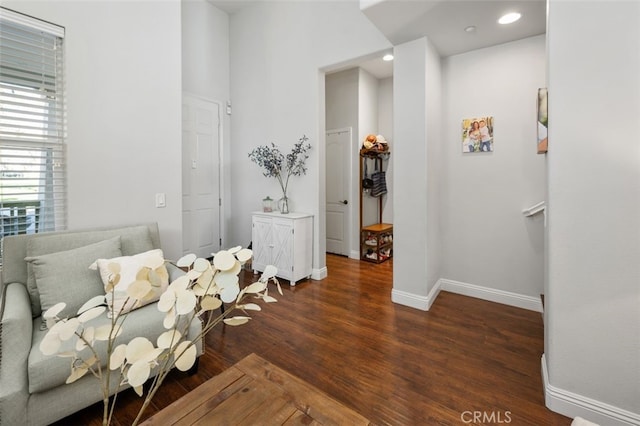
[537,88,548,154]
[462,116,494,153]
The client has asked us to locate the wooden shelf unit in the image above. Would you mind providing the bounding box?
[360,223,393,263]
[359,149,392,263]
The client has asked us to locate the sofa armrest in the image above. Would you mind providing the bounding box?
[0,282,32,424]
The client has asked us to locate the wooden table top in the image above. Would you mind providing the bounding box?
[141,353,371,425]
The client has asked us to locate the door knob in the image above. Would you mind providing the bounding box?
[341,200,348,205]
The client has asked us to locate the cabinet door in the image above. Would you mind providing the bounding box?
[252,216,273,270]
[271,219,294,278]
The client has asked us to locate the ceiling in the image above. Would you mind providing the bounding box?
[361,0,546,57]
[209,0,546,79]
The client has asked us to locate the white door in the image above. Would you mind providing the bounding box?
[326,128,351,256]
[182,95,221,258]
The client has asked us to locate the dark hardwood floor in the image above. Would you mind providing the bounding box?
[56,255,570,425]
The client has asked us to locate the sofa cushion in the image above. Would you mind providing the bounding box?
[25,225,155,317]
[28,302,201,394]
[27,237,122,321]
[91,249,170,317]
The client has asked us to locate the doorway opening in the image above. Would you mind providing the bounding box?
[181,94,223,258]
[324,53,393,268]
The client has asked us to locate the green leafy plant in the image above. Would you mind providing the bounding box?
[40,248,281,426]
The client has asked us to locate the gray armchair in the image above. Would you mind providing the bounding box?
[0,223,203,426]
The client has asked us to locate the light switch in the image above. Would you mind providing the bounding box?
[155,193,166,208]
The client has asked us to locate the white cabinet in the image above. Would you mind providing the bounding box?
[251,212,313,286]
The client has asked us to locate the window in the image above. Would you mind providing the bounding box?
[0,8,66,262]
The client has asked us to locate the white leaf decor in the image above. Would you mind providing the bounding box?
[127,279,152,300]
[228,260,242,276]
[240,303,262,311]
[57,318,80,341]
[236,248,252,263]
[244,281,267,294]
[134,385,144,397]
[193,258,210,273]
[186,268,202,280]
[174,341,197,372]
[39,332,62,356]
[66,366,89,384]
[220,282,240,303]
[157,290,177,312]
[163,307,177,329]
[213,250,235,271]
[126,337,154,364]
[43,302,66,320]
[214,270,239,289]
[78,306,106,323]
[128,360,151,388]
[228,245,242,255]
[157,330,182,349]
[175,288,197,315]
[110,344,127,370]
[200,295,222,312]
[261,265,278,280]
[38,244,281,426]
[223,316,251,326]
[176,253,197,268]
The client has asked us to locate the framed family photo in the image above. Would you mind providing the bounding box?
[462,116,494,153]
[537,88,548,154]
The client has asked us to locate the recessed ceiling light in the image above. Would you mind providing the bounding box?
[382,54,394,61]
[498,12,521,25]
[464,25,476,33]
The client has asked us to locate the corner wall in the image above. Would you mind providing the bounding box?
[441,35,547,300]
[392,37,441,310]
[378,77,394,224]
[359,68,382,228]
[545,0,640,422]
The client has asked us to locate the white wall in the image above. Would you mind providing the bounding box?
[378,77,394,223]
[425,39,442,294]
[326,69,359,133]
[545,0,640,420]
[358,68,382,227]
[5,0,184,259]
[325,68,359,256]
[392,37,435,308]
[181,0,232,247]
[441,35,546,298]
[228,1,391,274]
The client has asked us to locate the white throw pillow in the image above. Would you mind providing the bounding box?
[91,249,169,317]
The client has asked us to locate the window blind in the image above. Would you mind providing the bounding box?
[0,8,66,263]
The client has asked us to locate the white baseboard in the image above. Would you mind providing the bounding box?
[439,278,543,312]
[391,280,441,311]
[542,355,640,425]
[311,267,327,281]
[349,250,360,260]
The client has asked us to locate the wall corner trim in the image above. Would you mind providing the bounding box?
[439,278,543,312]
[391,280,441,311]
[311,267,328,281]
[541,354,640,425]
